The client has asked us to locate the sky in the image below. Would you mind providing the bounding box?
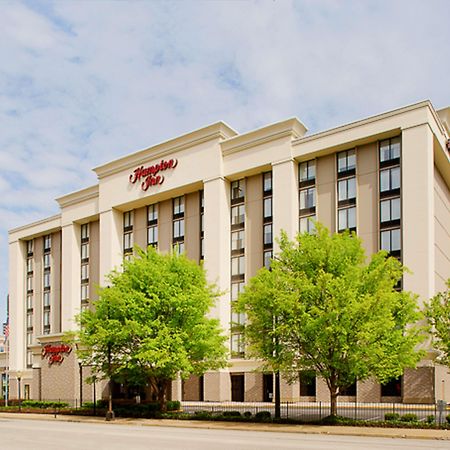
[1,0,450,326]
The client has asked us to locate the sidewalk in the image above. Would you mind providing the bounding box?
[0,412,448,441]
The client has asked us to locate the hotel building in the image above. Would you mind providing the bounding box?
[7,100,450,404]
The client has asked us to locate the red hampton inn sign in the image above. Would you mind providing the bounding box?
[42,344,72,365]
[129,158,178,192]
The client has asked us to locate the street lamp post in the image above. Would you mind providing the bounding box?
[78,362,83,408]
[17,371,22,412]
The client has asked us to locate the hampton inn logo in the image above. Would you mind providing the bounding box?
[129,158,178,192]
[42,344,72,365]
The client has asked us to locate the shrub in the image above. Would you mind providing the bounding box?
[82,400,107,409]
[166,400,181,411]
[446,415,450,424]
[384,413,400,421]
[400,414,418,422]
[193,410,212,419]
[21,400,69,409]
[243,411,252,418]
[255,411,271,421]
[426,415,435,424]
[222,411,242,417]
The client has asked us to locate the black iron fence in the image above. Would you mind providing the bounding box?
[181,401,450,423]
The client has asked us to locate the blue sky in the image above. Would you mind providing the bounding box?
[1,0,450,326]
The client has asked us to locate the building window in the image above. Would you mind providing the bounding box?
[263,172,272,194]
[147,204,158,248]
[340,382,357,396]
[231,180,245,203]
[263,197,272,221]
[123,211,134,257]
[44,234,51,252]
[231,281,245,301]
[81,223,89,242]
[230,333,245,357]
[263,223,273,247]
[231,205,245,227]
[231,230,245,253]
[26,275,33,293]
[380,228,401,255]
[200,190,204,260]
[337,177,356,204]
[81,242,89,262]
[147,226,158,246]
[299,371,316,397]
[337,149,356,175]
[26,257,33,274]
[338,207,356,232]
[43,310,50,328]
[263,250,273,269]
[26,239,33,256]
[299,187,316,211]
[26,332,32,346]
[26,294,33,310]
[43,272,51,290]
[43,291,50,307]
[173,196,184,217]
[81,284,89,302]
[43,253,51,270]
[173,219,185,240]
[380,197,401,224]
[231,255,245,278]
[81,264,89,283]
[380,167,401,194]
[299,160,316,185]
[172,196,185,253]
[300,215,316,234]
[380,137,401,165]
[26,312,33,329]
[26,351,32,368]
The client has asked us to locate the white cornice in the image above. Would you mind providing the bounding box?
[94,122,238,179]
[56,184,99,208]
[221,118,307,156]
[293,100,434,146]
[8,214,61,239]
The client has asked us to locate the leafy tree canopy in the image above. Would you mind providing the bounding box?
[425,280,450,367]
[72,246,228,410]
[238,224,425,416]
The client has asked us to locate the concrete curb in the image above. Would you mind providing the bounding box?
[0,412,449,441]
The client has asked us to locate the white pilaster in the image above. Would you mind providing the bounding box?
[61,223,81,331]
[402,124,435,304]
[99,208,123,286]
[203,176,231,333]
[272,158,299,252]
[9,239,25,371]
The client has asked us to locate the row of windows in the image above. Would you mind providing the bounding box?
[81,223,90,311]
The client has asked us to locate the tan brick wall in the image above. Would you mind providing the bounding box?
[357,378,381,402]
[244,372,263,402]
[182,375,202,401]
[204,371,231,401]
[280,375,300,402]
[403,367,435,404]
[316,377,329,402]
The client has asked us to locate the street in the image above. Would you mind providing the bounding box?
[0,417,447,450]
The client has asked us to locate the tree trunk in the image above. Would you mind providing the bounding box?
[330,385,338,417]
[274,370,281,419]
[157,379,169,413]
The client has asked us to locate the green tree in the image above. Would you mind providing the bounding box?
[425,280,450,367]
[238,224,424,417]
[72,246,228,413]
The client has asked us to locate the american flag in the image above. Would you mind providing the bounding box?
[2,322,9,339]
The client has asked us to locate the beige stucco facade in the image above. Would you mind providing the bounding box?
[6,100,450,405]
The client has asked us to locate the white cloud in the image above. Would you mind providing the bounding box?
[0,0,449,323]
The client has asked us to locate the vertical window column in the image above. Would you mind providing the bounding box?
[337,149,356,233]
[172,196,185,254]
[43,235,51,335]
[263,172,273,268]
[147,204,158,248]
[200,191,204,260]
[299,160,316,233]
[80,224,90,311]
[123,211,134,260]
[230,179,246,357]
[379,137,402,261]
[26,240,33,367]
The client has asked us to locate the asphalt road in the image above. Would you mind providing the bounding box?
[0,417,447,450]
